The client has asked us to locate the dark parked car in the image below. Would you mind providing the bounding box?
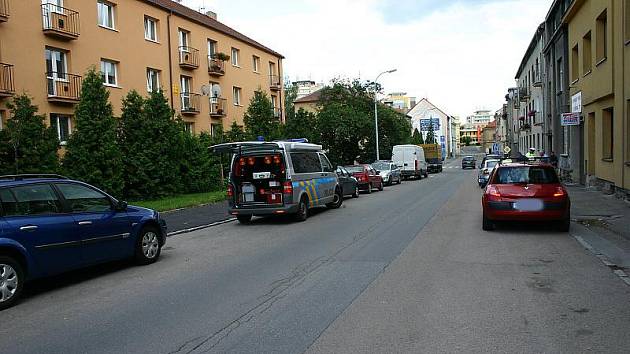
[479,154,502,169]
[371,161,402,186]
[0,174,167,310]
[336,166,360,198]
[462,156,477,169]
[482,163,570,231]
[345,165,384,193]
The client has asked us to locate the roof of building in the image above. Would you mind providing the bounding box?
[294,89,323,103]
[143,0,284,59]
[408,98,451,118]
[515,23,545,79]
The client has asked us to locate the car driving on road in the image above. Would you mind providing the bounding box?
[461,156,476,169]
[0,174,167,311]
[371,161,402,186]
[481,163,570,231]
[345,165,384,193]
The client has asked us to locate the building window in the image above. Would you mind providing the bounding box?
[208,39,217,57]
[50,114,71,145]
[269,62,276,75]
[210,123,222,137]
[571,44,579,82]
[178,29,189,47]
[231,47,240,66]
[596,9,607,63]
[180,75,192,110]
[232,86,241,106]
[100,59,118,86]
[556,57,564,93]
[252,55,260,73]
[626,0,630,43]
[144,16,158,42]
[0,110,5,130]
[146,68,160,92]
[583,31,592,74]
[602,108,613,160]
[97,1,115,30]
[183,122,194,135]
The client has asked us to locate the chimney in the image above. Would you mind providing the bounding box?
[205,11,217,20]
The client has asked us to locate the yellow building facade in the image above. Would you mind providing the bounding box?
[565,0,629,194]
[0,0,283,142]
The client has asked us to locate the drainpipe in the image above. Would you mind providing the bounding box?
[277,57,283,124]
[167,11,174,110]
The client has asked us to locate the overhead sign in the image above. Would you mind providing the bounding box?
[571,92,582,113]
[420,118,441,131]
[504,146,511,154]
[561,112,580,126]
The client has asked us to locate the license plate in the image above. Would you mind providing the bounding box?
[514,199,544,211]
[242,184,255,193]
[269,181,280,187]
[253,172,271,180]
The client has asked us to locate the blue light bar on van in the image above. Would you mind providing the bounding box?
[285,138,309,143]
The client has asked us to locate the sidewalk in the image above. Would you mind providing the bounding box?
[566,185,630,269]
[161,200,232,235]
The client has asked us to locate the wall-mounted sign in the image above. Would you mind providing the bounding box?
[571,92,582,113]
[561,112,580,126]
[420,118,441,131]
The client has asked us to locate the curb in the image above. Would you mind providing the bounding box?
[572,232,630,286]
[167,218,236,237]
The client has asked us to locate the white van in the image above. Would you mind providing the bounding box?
[392,145,428,180]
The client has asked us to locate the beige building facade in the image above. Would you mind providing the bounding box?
[0,0,283,142]
[565,0,629,194]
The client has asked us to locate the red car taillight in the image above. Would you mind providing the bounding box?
[227,184,234,198]
[553,186,566,198]
[283,181,293,195]
[486,185,501,199]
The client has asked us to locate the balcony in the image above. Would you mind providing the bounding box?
[46,72,81,103]
[0,63,15,98]
[180,92,201,115]
[179,47,199,70]
[208,56,225,76]
[273,107,282,119]
[209,97,226,117]
[269,75,281,91]
[519,87,529,101]
[41,4,80,40]
[0,0,9,22]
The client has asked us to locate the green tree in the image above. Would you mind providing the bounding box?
[119,90,183,199]
[425,120,436,144]
[284,108,318,143]
[225,121,247,142]
[243,89,280,141]
[360,105,412,161]
[284,82,298,124]
[63,68,124,196]
[0,94,59,174]
[410,128,424,145]
[461,136,472,146]
[179,131,221,193]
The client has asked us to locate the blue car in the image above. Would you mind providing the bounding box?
[0,174,166,310]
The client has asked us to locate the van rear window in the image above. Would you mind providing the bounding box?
[492,166,559,184]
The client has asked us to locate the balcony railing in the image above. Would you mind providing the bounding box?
[209,97,226,117]
[0,63,15,97]
[269,75,281,91]
[180,92,201,114]
[179,47,199,69]
[46,72,81,103]
[519,87,529,101]
[0,0,9,22]
[208,56,225,76]
[273,107,282,119]
[41,4,80,40]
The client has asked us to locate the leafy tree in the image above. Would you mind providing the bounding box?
[225,121,247,142]
[410,128,424,145]
[119,90,182,199]
[360,104,412,161]
[284,108,318,143]
[284,83,298,124]
[425,120,436,144]
[0,94,59,174]
[243,89,280,141]
[179,131,221,193]
[62,68,124,196]
[462,136,472,146]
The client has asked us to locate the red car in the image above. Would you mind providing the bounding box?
[345,165,384,193]
[482,162,570,231]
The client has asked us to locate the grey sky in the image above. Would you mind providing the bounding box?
[179,0,550,119]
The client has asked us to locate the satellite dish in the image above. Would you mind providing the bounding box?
[211,83,222,98]
[201,84,213,96]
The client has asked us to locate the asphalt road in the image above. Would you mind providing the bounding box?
[2,159,629,353]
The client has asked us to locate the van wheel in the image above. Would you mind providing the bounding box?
[0,256,24,311]
[327,188,343,209]
[237,215,252,224]
[294,197,308,222]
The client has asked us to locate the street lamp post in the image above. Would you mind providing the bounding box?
[374,69,397,161]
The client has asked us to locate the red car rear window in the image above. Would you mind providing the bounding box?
[492,166,559,184]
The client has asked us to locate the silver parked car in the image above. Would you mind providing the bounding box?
[478,159,500,187]
[372,161,402,186]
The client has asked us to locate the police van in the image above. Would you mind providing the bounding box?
[211,141,343,223]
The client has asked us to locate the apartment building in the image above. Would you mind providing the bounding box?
[515,23,546,156]
[0,0,283,142]
[382,92,416,113]
[565,0,629,196]
[408,98,451,158]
